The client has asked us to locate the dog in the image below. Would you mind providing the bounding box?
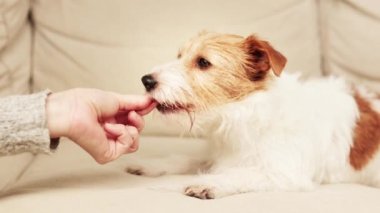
[126,31,380,199]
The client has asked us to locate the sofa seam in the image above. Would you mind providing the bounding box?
[315,0,330,76]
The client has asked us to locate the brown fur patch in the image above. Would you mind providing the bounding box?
[178,32,286,110]
[349,93,380,170]
[242,35,287,77]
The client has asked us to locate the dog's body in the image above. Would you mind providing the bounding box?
[129,32,380,199]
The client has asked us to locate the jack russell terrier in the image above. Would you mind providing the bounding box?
[127,32,380,199]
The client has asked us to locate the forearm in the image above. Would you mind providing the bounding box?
[0,90,57,156]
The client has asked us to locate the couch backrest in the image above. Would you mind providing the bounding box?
[319,0,380,91]
[0,0,33,194]
[0,0,31,96]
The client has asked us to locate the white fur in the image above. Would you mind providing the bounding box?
[150,61,194,106]
[127,71,380,198]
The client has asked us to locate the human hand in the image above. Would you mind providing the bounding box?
[46,88,156,164]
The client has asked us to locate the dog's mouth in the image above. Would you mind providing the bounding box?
[156,102,193,114]
[153,100,196,130]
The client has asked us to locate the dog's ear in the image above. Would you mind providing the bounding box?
[242,35,287,79]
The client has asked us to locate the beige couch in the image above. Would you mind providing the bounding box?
[1,0,380,212]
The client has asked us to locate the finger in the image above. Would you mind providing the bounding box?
[126,141,138,153]
[126,126,139,141]
[115,102,155,126]
[136,101,158,116]
[127,142,139,153]
[127,111,144,132]
[126,126,139,153]
[113,94,155,111]
[105,123,135,157]
[104,123,126,138]
[104,123,135,144]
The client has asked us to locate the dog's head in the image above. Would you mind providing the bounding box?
[142,32,287,114]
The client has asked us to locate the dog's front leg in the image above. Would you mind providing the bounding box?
[125,154,211,177]
[184,167,314,199]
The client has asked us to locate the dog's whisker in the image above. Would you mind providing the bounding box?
[185,109,196,132]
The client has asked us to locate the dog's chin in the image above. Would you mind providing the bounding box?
[155,102,194,114]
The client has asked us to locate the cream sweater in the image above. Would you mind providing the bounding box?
[0,91,57,156]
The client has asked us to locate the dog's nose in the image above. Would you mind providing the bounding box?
[141,74,158,92]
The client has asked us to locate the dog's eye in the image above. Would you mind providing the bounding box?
[197,57,212,70]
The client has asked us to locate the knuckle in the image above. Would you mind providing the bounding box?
[128,127,139,137]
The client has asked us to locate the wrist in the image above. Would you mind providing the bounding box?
[46,91,71,138]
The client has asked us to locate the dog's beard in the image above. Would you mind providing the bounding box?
[154,102,196,132]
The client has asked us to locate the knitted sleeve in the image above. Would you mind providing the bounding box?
[0,90,58,156]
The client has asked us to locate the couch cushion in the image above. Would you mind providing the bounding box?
[1,137,380,213]
[31,0,321,136]
[320,0,380,92]
[0,153,34,193]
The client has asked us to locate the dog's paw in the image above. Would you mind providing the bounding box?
[125,166,145,176]
[184,185,215,200]
[125,165,166,177]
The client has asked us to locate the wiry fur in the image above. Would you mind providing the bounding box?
[128,32,380,199]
